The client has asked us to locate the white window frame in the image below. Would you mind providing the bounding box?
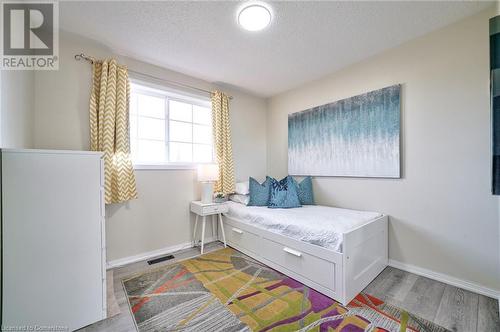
[129,78,213,170]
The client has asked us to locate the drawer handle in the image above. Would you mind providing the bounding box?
[283,247,302,257]
[232,228,243,234]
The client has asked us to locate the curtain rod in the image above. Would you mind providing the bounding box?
[74,53,233,100]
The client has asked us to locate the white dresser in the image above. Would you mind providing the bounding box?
[1,149,107,331]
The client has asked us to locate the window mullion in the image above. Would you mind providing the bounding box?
[165,96,169,163]
[134,96,139,159]
[191,105,194,163]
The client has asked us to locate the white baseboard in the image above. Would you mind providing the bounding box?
[106,245,499,301]
[106,236,218,270]
[388,259,499,299]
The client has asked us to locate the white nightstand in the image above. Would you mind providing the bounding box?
[190,201,228,254]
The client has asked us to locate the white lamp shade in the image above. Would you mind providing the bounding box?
[197,164,219,182]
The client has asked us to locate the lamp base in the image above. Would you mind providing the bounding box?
[201,182,214,204]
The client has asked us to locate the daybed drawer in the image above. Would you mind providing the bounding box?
[260,239,336,290]
[226,225,260,254]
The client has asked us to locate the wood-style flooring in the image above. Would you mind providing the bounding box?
[364,265,499,331]
[79,242,499,332]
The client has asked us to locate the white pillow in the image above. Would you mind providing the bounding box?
[234,181,250,195]
[229,194,249,205]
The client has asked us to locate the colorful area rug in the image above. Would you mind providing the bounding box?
[122,247,449,332]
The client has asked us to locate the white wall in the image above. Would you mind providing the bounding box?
[267,9,499,291]
[1,71,34,148]
[34,31,267,261]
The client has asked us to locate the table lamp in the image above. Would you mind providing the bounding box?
[197,164,219,204]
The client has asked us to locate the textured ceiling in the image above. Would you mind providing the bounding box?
[60,1,493,97]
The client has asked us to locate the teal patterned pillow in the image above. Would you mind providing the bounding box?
[268,176,302,209]
[293,176,315,205]
[248,176,273,206]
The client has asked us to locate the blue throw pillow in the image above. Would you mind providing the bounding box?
[268,176,302,209]
[293,176,315,205]
[248,176,272,206]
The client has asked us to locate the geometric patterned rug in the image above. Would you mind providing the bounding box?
[122,247,450,332]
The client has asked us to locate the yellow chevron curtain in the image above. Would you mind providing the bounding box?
[89,59,138,204]
[211,91,235,194]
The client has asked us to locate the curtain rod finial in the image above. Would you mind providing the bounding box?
[75,53,94,64]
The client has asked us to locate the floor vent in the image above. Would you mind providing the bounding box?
[147,255,175,265]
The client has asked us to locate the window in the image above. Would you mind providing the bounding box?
[129,81,213,168]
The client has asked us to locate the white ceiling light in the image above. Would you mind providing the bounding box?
[237,2,272,32]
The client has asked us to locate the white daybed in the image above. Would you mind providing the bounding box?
[222,201,388,305]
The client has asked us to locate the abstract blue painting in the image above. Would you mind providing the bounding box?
[288,85,400,178]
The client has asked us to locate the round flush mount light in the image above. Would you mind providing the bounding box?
[237,2,272,32]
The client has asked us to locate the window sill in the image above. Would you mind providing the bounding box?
[133,164,198,170]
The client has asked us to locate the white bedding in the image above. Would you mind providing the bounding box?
[224,201,382,252]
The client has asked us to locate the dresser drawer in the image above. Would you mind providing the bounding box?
[259,238,336,290]
[225,225,260,254]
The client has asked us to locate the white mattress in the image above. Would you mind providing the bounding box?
[224,201,382,252]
